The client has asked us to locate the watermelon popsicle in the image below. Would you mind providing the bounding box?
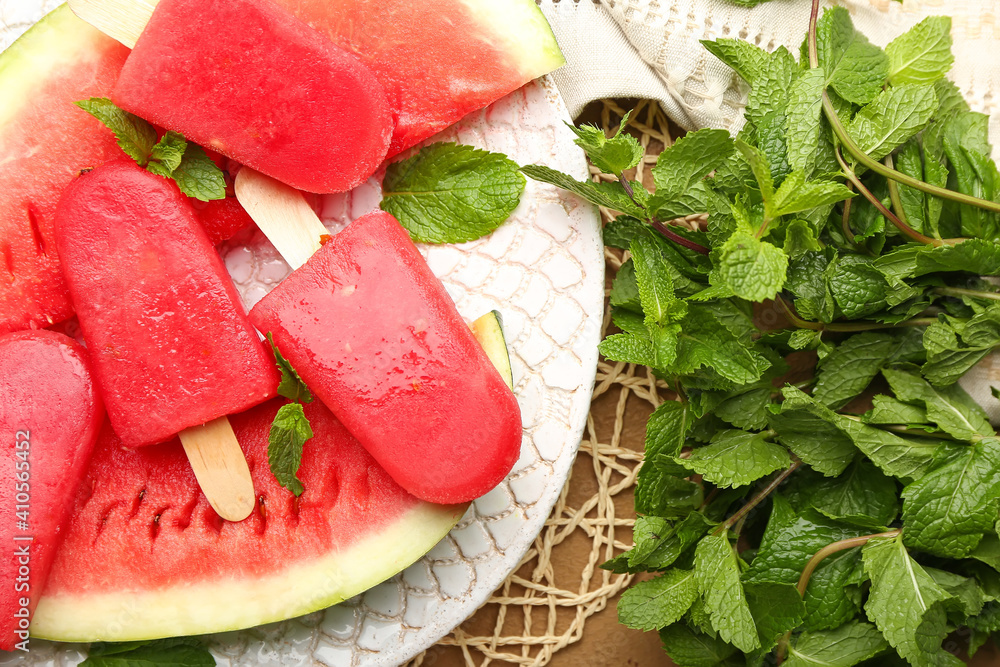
[69,0,392,194]
[55,159,280,521]
[0,330,103,650]
[240,171,522,504]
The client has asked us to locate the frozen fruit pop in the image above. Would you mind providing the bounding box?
[70,0,392,194]
[0,330,103,650]
[249,208,522,505]
[55,159,280,519]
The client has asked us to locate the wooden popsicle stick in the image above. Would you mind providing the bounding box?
[235,168,330,269]
[178,417,255,522]
[67,0,158,48]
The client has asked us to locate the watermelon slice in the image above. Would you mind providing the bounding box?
[0,7,128,334]
[32,397,465,641]
[270,0,565,156]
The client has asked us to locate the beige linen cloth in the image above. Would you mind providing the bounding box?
[536,0,1000,421]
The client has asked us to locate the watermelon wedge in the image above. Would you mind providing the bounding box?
[31,398,465,641]
[0,7,128,334]
[271,0,565,156]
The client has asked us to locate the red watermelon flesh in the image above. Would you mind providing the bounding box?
[274,0,565,156]
[0,7,129,335]
[54,159,279,448]
[249,211,522,504]
[0,330,103,650]
[113,0,393,194]
[32,398,464,642]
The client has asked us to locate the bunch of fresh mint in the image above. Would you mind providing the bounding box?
[524,3,1000,665]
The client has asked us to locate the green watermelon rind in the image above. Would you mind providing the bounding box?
[31,501,464,642]
[457,0,565,79]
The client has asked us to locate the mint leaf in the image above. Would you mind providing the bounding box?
[170,144,226,202]
[829,255,889,319]
[694,534,760,652]
[745,582,806,654]
[631,235,686,368]
[886,16,954,85]
[813,333,895,409]
[381,142,525,244]
[714,230,788,302]
[521,165,643,216]
[659,624,738,666]
[567,111,643,177]
[846,84,938,162]
[83,639,215,666]
[868,395,929,425]
[769,397,858,477]
[268,402,312,497]
[815,6,889,105]
[700,38,771,85]
[75,97,224,201]
[676,430,790,488]
[862,535,962,666]
[599,332,656,367]
[785,68,827,175]
[266,333,314,404]
[784,621,890,667]
[901,437,1000,558]
[713,386,771,431]
[618,568,699,631]
[636,401,701,516]
[808,460,899,530]
[150,131,187,174]
[671,305,771,385]
[652,129,735,202]
[76,97,157,165]
[771,171,855,218]
[882,368,992,441]
[778,386,945,480]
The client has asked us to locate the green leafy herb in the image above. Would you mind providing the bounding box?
[265,334,315,496]
[268,402,312,497]
[75,97,225,201]
[381,142,525,244]
[521,1,1000,662]
[83,638,215,666]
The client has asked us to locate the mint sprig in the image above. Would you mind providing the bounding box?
[76,97,225,201]
[265,333,314,496]
[530,2,1000,662]
[83,638,214,666]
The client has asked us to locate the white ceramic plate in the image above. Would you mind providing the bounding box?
[1,2,603,665]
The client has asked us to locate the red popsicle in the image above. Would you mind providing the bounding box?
[54,159,279,520]
[0,330,103,651]
[249,210,522,505]
[110,0,392,194]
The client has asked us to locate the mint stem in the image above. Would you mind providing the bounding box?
[805,0,1000,218]
[650,219,711,255]
[775,529,902,664]
[935,286,1000,301]
[776,295,934,332]
[713,459,802,536]
[834,146,942,246]
[822,91,1000,216]
[841,183,857,245]
[797,531,901,596]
